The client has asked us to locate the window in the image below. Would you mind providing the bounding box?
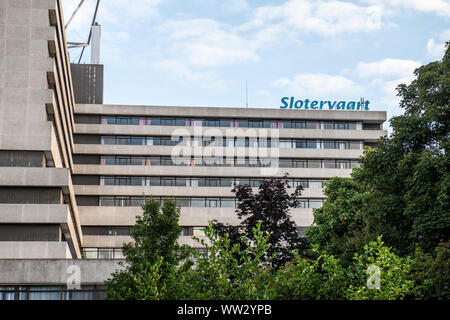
[103,156,116,165]
[99,249,114,259]
[292,120,305,129]
[191,198,205,207]
[279,159,292,168]
[323,121,333,129]
[295,140,306,148]
[248,120,262,128]
[151,117,161,125]
[220,119,232,127]
[323,160,336,168]
[350,141,362,150]
[193,227,205,237]
[130,157,144,166]
[101,177,115,185]
[161,177,175,186]
[293,159,307,168]
[205,198,221,207]
[292,179,308,188]
[182,227,193,236]
[176,198,190,207]
[306,140,317,149]
[323,140,335,149]
[279,139,292,148]
[335,121,348,130]
[176,118,187,126]
[336,160,350,169]
[118,157,130,165]
[84,248,98,259]
[305,121,317,129]
[309,180,323,189]
[350,160,360,168]
[116,176,129,185]
[130,198,144,206]
[131,136,145,145]
[237,119,248,128]
[309,199,323,209]
[114,197,129,206]
[162,118,176,126]
[220,178,233,187]
[99,197,114,206]
[336,141,348,149]
[101,136,115,144]
[308,160,322,168]
[221,198,235,207]
[297,200,308,208]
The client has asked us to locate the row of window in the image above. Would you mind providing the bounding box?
[83,247,124,259]
[82,226,131,236]
[181,226,206,237]
[98,196,324,208]
[100,176,328,189]
[100,135,363,150]
[98,116,363,130]
[101,156,360,169]
[0,286,106,300]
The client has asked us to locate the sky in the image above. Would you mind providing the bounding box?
[62,0,450,129]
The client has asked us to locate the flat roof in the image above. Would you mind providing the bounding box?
[75,104,387,122]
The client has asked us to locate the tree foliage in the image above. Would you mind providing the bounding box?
[105,198,191,300]
[409,241,450,300]
[213,175,307,270]
[307,42,450,260]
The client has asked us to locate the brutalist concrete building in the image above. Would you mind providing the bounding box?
[0,0,386,299]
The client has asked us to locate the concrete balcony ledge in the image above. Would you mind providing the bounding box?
[73,165,353,178]
[0,203,70,224]
[73,144,364,159]
[78,206,314,227]
[0,167,70,188]
[0,259,124,285]
[0,242,71,259]
[74,104,387,122]
[73,185,325,198]
[74,123,386,141]
[83,235,132,248]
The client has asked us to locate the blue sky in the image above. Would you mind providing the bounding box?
[62,0,450,128]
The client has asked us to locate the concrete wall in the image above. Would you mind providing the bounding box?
[0,0,83,259]
[74,104,387,124]
[0,259,124,285]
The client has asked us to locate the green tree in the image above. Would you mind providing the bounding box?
[345,237,414,300]
[213,175,307,270]
[172,223,274,300]
[409,241,450,299]
[307,42,450,259]
[105,198,191,300]
[305,176,373,264]
[270,237,413,300]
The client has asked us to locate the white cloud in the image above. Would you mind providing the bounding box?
[152,59,226,90]
[220,0,251,13]
[356,58,420,79]
[156,19,260,68]
[101,0,162,23]
[62,0,162,31]
[364,0,450,18]
[270,57,419,116]
[241,0,387,36]
[426,29,450,59]
[272,73,359,96]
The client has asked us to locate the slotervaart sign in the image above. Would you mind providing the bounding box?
[280,97,370,110]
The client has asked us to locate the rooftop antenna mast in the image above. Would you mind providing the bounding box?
[66,0,101,63]
[360,97,365,111]
[245,80,248,108]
